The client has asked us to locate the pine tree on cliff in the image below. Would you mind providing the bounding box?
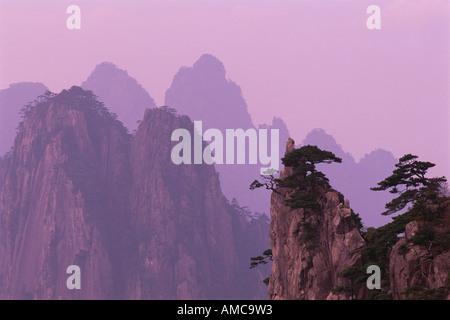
[363,154,449,300]
[371,153,447,218]
[249,145,342,276]
[250,144,342,210]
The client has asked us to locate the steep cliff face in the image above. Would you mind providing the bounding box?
[125,107,261,299]
[0,87,130,299]
[268,139,367,300]
[267,139,450,300]
[268,192,366,300]
[0,87,269,300]
[389,219,450,300]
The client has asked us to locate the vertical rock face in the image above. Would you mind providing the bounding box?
[268,139,367,300]
[266,139,450,300]
[0,87,130,299]
[125,106,269,299]
[390,221,450,300]
[0,87,269,299]
[126,107,240,299]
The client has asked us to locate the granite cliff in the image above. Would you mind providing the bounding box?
[268,139,367,300]
[266,139,450,300]
[389,218,450,299]
[0,86,269,299]
[1,85,447,300]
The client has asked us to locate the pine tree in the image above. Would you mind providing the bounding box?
[371,154,447,216]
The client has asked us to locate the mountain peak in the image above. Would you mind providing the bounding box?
[87,61,126,79]
[302,128,354,162]
[4,82,47,92]
[96,61,117,68]
[360,148,395,162]
[192,54,226,79]
[303,128,337,147]
[165,54,263,213]
[82,61,156,131]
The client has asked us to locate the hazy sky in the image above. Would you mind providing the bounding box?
[0,0,449,178]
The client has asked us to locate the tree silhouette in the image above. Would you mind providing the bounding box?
[371,154,447,217]
[250,145,342,209]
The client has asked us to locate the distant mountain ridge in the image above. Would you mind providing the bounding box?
[0,82,48,156]
[164,54,397,227]
[82,62,157,131]
[302,128,397,227]
[165,54,290,214]
[0,55,400,229]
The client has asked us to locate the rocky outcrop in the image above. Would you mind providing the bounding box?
[268,138,367,300]
[124,107,268,299]
[390,221,450,300]
[0,87,269,300]
[5,86,446,300]
[267,139,450,300]
[0,87,130,299]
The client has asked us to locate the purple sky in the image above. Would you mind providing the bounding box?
[1,0,449,179]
